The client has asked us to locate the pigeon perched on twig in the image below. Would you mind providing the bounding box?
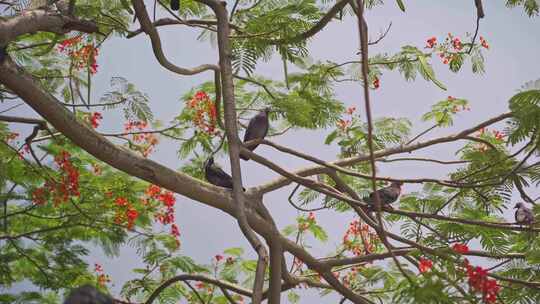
[364,181,403,210]
[240,108,270,161]
[170,0,180,10]
[204,157,245,191]
[514,202,534,225]
[64,285,113,304]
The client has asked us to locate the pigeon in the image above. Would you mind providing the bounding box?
[64,285,113,304]
[364,181,403,210]
[204,157,245,191]
[514,202,534,225]
[240,108,270,161]
[0,46,6,64]
[170,0,180,10]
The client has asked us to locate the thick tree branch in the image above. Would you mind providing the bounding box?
[269,0,352,45]
[130,0,219,75]
[0,9,98,46]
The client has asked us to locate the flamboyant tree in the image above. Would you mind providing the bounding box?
[1,0,540,303]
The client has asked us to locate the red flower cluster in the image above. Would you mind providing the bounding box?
[492,130,504,141]
[58,36,82,52]
[452,243,469,254]
[342,219,377,256]
[480,36,489,49]
[426,37,437,48]
[373,76,380,89]
[88,112,103,129]
[113,196,139,229]
[452,37,463,51]
[94,263,111,287]
[186,91,219,135]
[346,106,356,115]
[419,258,433,273]
[32,151,80,206]
[171,223,180,237]
[215,254,224,262]
[145,184,180,247]
[463,259,500,303]
[123,121,159,157]
[58,36,99,74]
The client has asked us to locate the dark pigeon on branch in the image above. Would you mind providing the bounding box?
[514,202,534,225]
[240,108,270,161]
[64,285,113,304]
[204,157,245,191]
[0,46,6,64]
[170,0,180,10]
[364,181,403,210]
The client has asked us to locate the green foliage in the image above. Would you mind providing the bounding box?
[422,97,469,127]
[506,0,540,16]
[2,1,540,303]
[100,77,153,122]
[507,87,540,146]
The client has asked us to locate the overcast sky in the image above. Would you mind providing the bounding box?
[3,1,540,303]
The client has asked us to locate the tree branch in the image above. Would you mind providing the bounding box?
[0,9,98,46]
[130,0,219,75]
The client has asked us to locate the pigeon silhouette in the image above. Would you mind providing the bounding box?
[240,108,270,161]
[64,285,113,304]
[364,181,403,210]
[204,157,245,191]
[514,202,534,225]
[170,0,180,10]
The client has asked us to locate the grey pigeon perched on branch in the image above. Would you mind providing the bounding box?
[170,0,179,10]
[64,285,113,304]
[204,157,245,191]
[514,202,534,225]
[364,181,403,210]
[240,108,270,161]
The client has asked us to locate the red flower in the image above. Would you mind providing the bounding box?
[115,197,128,206]
[346,107,356,115]
[419,258,433,273]
[452,37,462,50]
[146,184,162,198]
[447,96,456,101]
[90,112,103,128]
[32,188,47,205]
[493,130,504,141]
[194,91,209,100]
[159,191,175,207]
[480,36,489,49]
[373,76,380,89]
[195,282,205,289]
[452,243,469,254]
[426,37,437,48]
[126,208,139,221]
[94,263,103,273]
[215,254,224,262]
[171,223,180,237]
